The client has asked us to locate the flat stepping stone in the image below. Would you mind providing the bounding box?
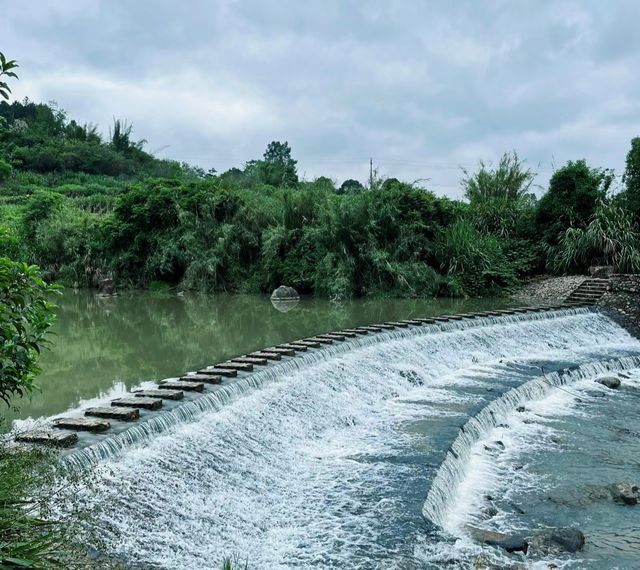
[373,324,395,330]
[358,326,382,332]
[317,333,346,340]
[160,380,204,392]
[335,330,357,337]
[182,373,222,384]
[112,397,163,410]
[264,347,296,356]
[232,356,268,365]
[342,328,368,334]
[398,319,423,325]
[306,337,333,344]
[418,318,436,323]
[53,417,110,433]
[16,430,78,447]
[218,361,254,371]
[289,340,321,348]
[85,406,139,421]
[249,351,282,360]
[197,367,237,377]
[431,317,450,322]
[445,315,463,320]
[133,389,184,400]
[277,343,307,352]
[385,321,409,327]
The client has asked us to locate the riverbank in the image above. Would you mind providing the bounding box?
[512,274,640,339]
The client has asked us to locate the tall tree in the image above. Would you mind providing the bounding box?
[622,137,640,221]
[536,159,612,246]
[260,140,298,187]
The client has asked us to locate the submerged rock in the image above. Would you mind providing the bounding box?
[529,527,585,555]
[468,528,528,553]
[610,482,640,505]
[596,376,621,389]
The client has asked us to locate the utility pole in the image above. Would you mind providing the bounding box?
[369,157,373,190]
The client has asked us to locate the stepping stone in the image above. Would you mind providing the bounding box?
[181,373,222,384]
[264,347,296,356]
[16,430,78,447]
[432,317,450,322]
[342,328,368,334]
[398,319,423,325]
[218,361,254,371]
[133,389,184,400]
[336,330,357,337]
[374,324,395,330]
[306,337,333,344]
[232,356,268,365]
[249,351,282,360]
[112,397,163,410]
[289,340,321,348]
[317,333,346,340]
[418,318,436,324]
[277,343,307,352]
[160,380,204,392]
[445,315,463,320]
[197,367,237,377]
[385,321,409,327]
[85,406,139,421]
[358,326,382,332]
[52,417,110,433]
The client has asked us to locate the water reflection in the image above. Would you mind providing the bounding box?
[2,290,516,427]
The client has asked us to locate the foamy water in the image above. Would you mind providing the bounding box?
[65,311,640,569]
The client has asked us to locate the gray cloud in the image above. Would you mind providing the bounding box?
[2,0,639,196]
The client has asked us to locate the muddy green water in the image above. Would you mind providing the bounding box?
[2,289,516,428]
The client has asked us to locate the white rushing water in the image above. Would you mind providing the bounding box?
[72,309,640,569]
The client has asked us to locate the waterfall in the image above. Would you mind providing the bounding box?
[63,307,596,468]
[422,354,640,532]
[64,308,640,568]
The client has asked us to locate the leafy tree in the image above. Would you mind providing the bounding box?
[0,252,57,404]
[0,52,19,101]
[0,158,11,181]
[622,136,640,220]
[536,159,612,246]
[259,141,298,187]
[337,179,365,194]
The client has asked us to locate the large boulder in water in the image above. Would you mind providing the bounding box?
[529,527,585,556]
[270,285,300,300]
[468,528,528,553]
[610,482,640,505]
[596,376,621,389]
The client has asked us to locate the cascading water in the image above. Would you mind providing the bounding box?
[67,309,640,569]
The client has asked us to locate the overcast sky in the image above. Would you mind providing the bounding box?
[3,1,639,197]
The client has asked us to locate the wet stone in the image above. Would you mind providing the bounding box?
[15,430,78,447]
[232,356,268,365]
[197,367,237,377]
[133,389,184,400]
[113,397,163,410]
[596,376,621,389]
[249,351,282,360]
[183,373,223,384]
[53,417,111,433]
[160,380,204,392]
[217,361,254,371]
[85,406,139,421]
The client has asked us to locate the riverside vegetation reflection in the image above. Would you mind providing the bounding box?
[4,289,517,427]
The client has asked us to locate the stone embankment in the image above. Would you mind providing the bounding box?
[514,274,640,339]
[598,274,640,339]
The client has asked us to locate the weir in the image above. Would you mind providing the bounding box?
[422,354,640,532]
[62,304,640,568]
[13,303,597,466]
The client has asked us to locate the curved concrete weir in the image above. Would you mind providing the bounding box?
[17,303,590,466]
